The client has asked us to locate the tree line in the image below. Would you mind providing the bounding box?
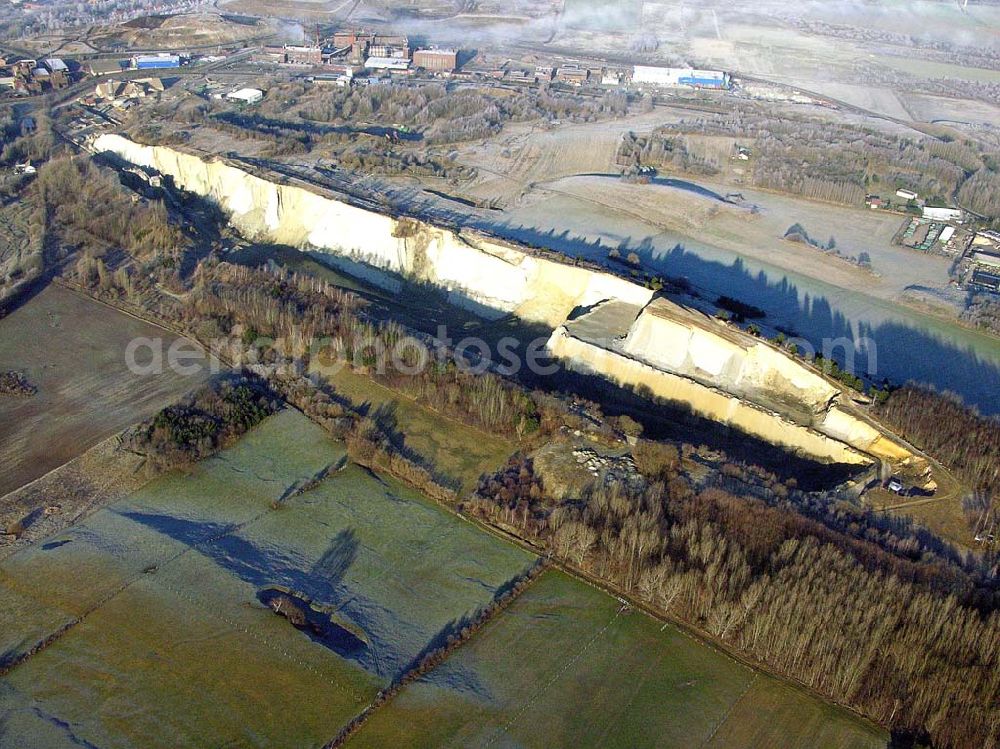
[469,451,1000,748]
[616,131,722,176]
[153,80,628,161]
[292,82,628,144]
[962,295,1000,337]
[76,257,544,444]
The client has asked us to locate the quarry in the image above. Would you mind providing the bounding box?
[93,132,918,470]
[5,3,1000,745]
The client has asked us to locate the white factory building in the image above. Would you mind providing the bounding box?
[631,66,728,89]
[922,206,963,222]
[226,87,264,105]
[365,56,410,71]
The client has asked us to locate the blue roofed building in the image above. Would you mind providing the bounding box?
[132,54,181,70]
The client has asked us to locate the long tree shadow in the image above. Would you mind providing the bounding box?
[353,400,461,492]
[311,528,359,582]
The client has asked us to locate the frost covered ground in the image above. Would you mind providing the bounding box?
[0,409,534,748]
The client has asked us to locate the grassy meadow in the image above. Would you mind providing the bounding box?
[0,409,533,747]
[349,570,887,749]
[319,365,516,493]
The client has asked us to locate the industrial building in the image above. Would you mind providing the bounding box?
[973,251,1000,269]
[370,34,409,59]
[312,74,352,87]
[333,30,366,48]
[923,206,962,222]
[601,69,625,86]
[87,58,129,76]
[365,57,410,72]
[0,55,70,92]
[93,77,164,105]
[283,45,322,66]
[971,269,1000,293]
[40,58,69,87]
[413,48,457,72]
[556,65,589,85]
[226,87,264,105]
[132,54,180,70]
[324,63,359,79]
[632,65,728,89]
[329,31,377,63]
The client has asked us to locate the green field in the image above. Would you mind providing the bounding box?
[0,409,534,748]
[349,570,887,749]
[318,365,516,493]
[1,407,887,748]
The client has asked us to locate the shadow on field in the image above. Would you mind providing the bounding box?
[311,528,359,583]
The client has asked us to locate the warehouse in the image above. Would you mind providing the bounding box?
[922,206,963,222]
[226,87,264,105]
[631,65,728,89]
[971,269,1000,293]
[413,48,457,72]
[132,54,180,70]
[365,56,410,72]
[678,69,728,87]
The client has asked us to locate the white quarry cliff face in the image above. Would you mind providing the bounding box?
[547,328,868,465]
[423,236,533,314]
[622,301,839,415]
[93,134,916,466]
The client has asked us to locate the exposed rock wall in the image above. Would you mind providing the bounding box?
[94,134,916,466]
[623,300,839,415]
[548,328,869,465]
[93,134,652,326]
